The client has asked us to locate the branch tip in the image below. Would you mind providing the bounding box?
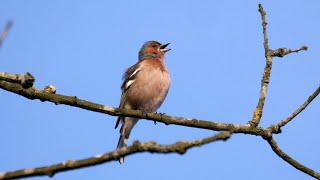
[301,46,308,51]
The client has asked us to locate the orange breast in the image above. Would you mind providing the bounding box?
[127,59,170,112]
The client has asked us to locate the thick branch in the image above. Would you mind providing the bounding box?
[0,21,13,48]
[0,79,271,136]
[0,132,231,180]
[249,4,273,127]
[269,86,320,133]
[266,136,320,179]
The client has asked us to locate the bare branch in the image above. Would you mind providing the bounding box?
[0,77,271,136]
[0,4,318,180]
[0,21,13,48]
[249,4,308,127]
[248,4,273,127]
[272,46,308,57]
[0,132,231,180]
[259,4,269,52]
[0,72,35,88]
[265,136,320,179]
[269,86,320,133]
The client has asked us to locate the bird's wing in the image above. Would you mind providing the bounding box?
[115,62,142,129]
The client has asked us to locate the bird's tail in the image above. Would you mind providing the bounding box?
[117,135,127,164]
[116,117,138,164]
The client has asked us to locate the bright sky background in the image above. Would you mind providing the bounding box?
[1,1,319,179]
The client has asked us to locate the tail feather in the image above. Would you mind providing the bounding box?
[117,135,128,164]
[115,116,121,129]
[117,134,128,149]
[116,117,138,164]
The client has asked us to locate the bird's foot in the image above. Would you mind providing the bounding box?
[154,112,166,125]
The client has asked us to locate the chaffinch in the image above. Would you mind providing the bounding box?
[115,41,171,164]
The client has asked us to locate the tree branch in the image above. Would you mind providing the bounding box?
[0,132,231,180]
[272,46,308,57]
[248,5,308,127]
[0,78,271,136]
[269,86,320,133]
[265,136,320,179]
[249,4,273,127]
[0,21,13,48]
[0,72,35,88]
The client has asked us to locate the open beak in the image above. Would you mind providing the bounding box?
[160,43,171,53]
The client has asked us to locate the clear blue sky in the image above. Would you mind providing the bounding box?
[1,1,319,179]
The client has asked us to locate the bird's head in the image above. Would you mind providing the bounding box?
[138,41,170,61]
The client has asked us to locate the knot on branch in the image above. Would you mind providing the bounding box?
[132,140,142,148]
[62,160,77,168]
[46,171,55,178]
[268,125,282,134]
[174,142,188,154]
[18,72,35,88]
[44,85,56,94]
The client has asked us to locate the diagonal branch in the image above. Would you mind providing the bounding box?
[265,136,320,179]
[248,4,273,127]
[0,21,13,48]
[0,132,232,180]
[0,78,271,136]
[269,86,320,133]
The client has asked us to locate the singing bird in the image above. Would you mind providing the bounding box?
[115,41,171,164]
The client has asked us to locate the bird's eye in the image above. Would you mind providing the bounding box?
[152,45,157,48]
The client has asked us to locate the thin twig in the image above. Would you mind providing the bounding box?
[272,46,308,57]
[0,132,231,180]
[269,86,320,133]
[0,21,13,48]
[0,78,271,136]
[266,136,320,179]
[248,4,273,127]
